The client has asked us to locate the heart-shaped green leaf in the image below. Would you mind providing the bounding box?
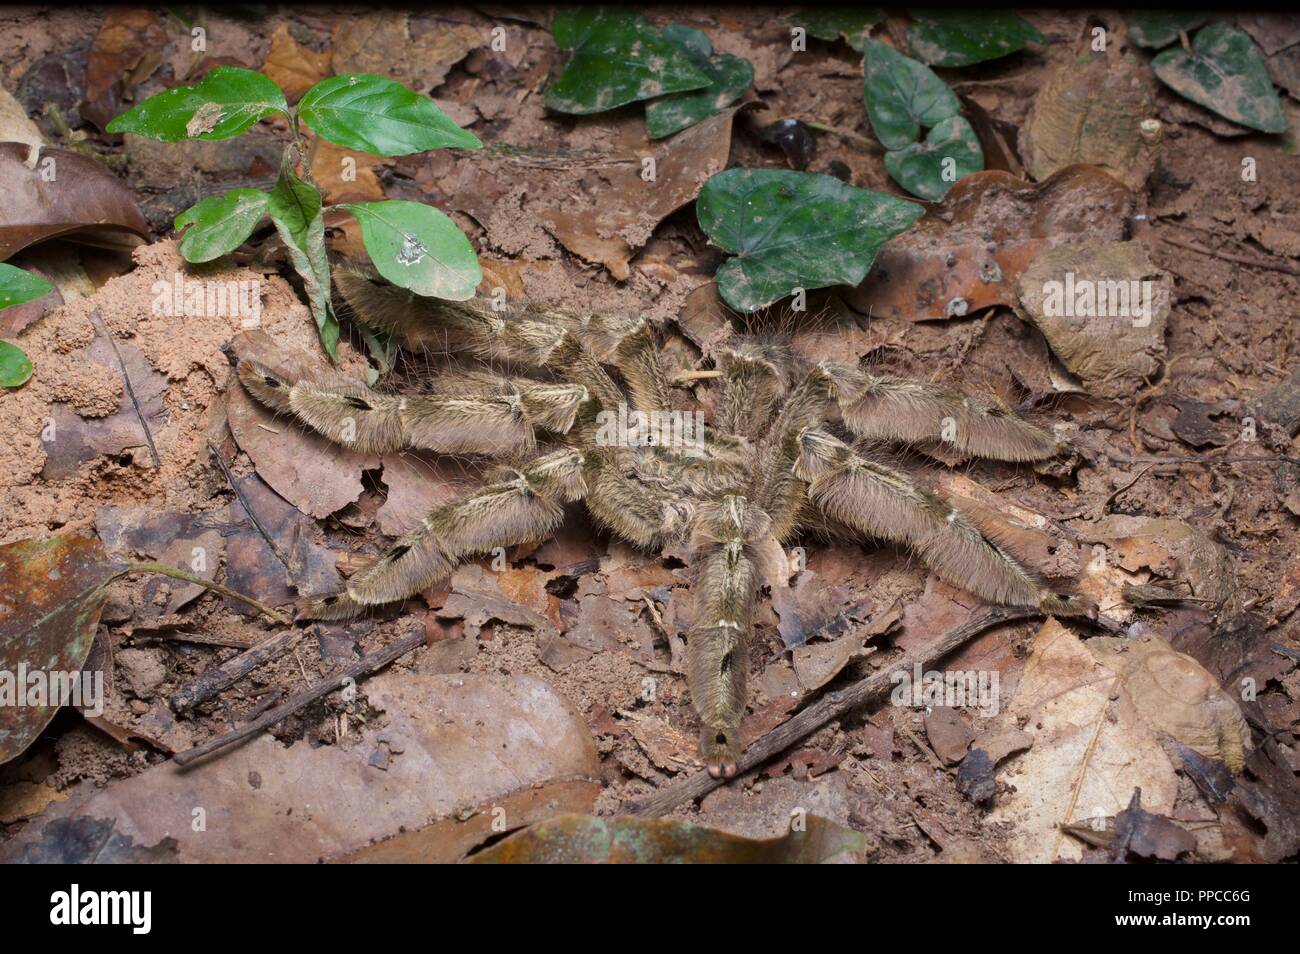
[697,168,924,312]
[1126,13,1209,49]
[906,11,1045,67]
[863,38,961,150]
[790,9,885,51]
[174,189,269,263]
[299,73,482,156]
[1152,22,1287,133]
[106,66,288,141]
[0,262,54,310]
[883,115,984,200]
[267,157,337,359]
[0,339,33,387]
[340,201,482,301]
[545,8,711,115]
[646,26,754,139]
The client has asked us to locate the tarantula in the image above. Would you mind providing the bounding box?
[236,268,1088,777]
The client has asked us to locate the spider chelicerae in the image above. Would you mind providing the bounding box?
[236,267,1089,777]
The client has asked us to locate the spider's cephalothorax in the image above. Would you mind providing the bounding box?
[237,268,1088,777]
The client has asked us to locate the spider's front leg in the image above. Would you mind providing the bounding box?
[686,495,771,779]
[299,449,586,619]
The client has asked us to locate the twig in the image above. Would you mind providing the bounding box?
[89,308,161,468]
[625,606,1050,816]
[670,369,722,386]
[173,629,427,767]
[1159,235,1300,278]
[170,626,307,711]
[120,562,291,626]
[207,441,291,573]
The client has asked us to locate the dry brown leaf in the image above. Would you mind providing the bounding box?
[0,143,149,260]
[846,166,1134,322]
[332,13,483,93]
[989,619,1180,863]
[309,138,387,204]
[1020,53,1159,190]
[3,672,599,863]
[1016,240,1170,399]
[82,9,170,131]
[539,107,741,280]
[261,22,330,103]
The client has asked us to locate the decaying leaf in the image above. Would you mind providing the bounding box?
[0,143,149,259]
[81,8,170,131]
[331,12,483,94]
[4,673,599,863]
[0,533,118,764]
[1081,514,1240,616]
[1020,53,1159,190]
[261,22,331,103]
[469,813,872,863]
[540,107,741,280]
[846,167,1134,321]
[1016,240,1170,399]
[988,619,1181,863]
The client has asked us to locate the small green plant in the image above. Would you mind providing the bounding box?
[863,38,983,201]
[0,262,54,387]
[108,66,484,359]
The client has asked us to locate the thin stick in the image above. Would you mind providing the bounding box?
[172,629,427,767]
[624,606,1042,816]
[805,121,883,153]
[670,369,723,385]
[169,627,306,711]
[1159,235,1300,278]
[89,308,161,468]
[121,562,291,626]
[207,441,291,573]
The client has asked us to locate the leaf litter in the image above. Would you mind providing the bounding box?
[1,6,1299,865]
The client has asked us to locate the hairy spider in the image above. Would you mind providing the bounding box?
[236,268,1089,778]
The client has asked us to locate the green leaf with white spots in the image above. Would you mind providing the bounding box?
[545,8,711,115]
[646,27,753,139]
[106,66,288,141]
[174,189,269,263]
[790,9,885,51]
[906,11,1045,67]
[1152,22,1287,134]
[267,157,337,359]
[0,340,33,387]
[298,74,482,156]
[0,262,54,311]
[863,38,961,150]
[340,201,482,301]
[696,168,924,313]
[883,115,984,201]
[1126,13,1208,49]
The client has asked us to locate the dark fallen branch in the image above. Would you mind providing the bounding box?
[169,626,306,711]
[625,606,1054,817]
[90,308,161,469]
[172,629,426,767]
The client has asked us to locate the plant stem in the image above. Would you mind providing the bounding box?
[117,562,293,626]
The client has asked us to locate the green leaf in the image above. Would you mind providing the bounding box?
[645,27,754,140]
[696,168,924,313]
[1126,13,1209,49]
[1152,22,1287,134]
[790,9,885,51]
[545,8,711,115]
[340,200,482,301]
[267,157,337,359]
[883,115,984,201]
[174,189,269,263]
[0,339,33,387]
[298,73,481,157]
[863,38,961,151]
[0,262,54,310]
[106,66,287,141]
[906,11,1045,67]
